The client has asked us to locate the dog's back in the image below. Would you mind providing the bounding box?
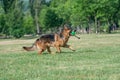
[39,34,55,42]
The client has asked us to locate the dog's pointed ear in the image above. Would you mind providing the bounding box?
[64,25,68,30]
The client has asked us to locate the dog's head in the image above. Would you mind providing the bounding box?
[62,24,72,38]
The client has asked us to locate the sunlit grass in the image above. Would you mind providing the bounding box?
[0,34,120,80]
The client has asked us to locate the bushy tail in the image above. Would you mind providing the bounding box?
[23,44,36,51]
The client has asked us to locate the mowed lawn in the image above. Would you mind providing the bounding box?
[0,34,120,80]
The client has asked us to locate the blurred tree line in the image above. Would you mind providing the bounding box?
[0,0,120,38]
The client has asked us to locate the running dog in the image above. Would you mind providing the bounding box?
[23,25,75,54]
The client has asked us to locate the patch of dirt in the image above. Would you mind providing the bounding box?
[0,39,35,45]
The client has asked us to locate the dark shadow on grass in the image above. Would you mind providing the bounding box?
[58,51,76,54]
[23,50,77,56]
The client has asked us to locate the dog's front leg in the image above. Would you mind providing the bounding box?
[64,44,75,51]
[55,46,61,53]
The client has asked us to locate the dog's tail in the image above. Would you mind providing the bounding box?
[23,46,35,51]
[23,42,36,51]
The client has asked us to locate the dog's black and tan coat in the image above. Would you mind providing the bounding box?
[23,25,75,54]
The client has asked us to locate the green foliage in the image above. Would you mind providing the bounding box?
[40,8,63,31]
[12,29,24,38]
[23,14,35,34]
[50,0,72,23]
[0,0,120,37]
[0,14,6,33]
[48,0,120,33]
[1,0,25,38]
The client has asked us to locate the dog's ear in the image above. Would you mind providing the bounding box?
[64,25,68,30]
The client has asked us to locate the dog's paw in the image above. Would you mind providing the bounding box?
[72,50,76,52]
[56,51,61,53]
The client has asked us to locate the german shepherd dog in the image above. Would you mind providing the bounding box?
[23,25,75,54]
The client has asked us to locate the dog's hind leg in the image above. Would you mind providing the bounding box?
[47,46,51,53]
[38,49,45,54]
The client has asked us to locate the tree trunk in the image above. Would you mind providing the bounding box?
[95,16,98,33]
[29,0,41,35]
[35,8,40,34]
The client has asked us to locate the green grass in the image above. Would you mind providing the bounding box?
[0,34,120,80]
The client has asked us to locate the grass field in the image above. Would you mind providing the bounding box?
[0,34,120,80]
